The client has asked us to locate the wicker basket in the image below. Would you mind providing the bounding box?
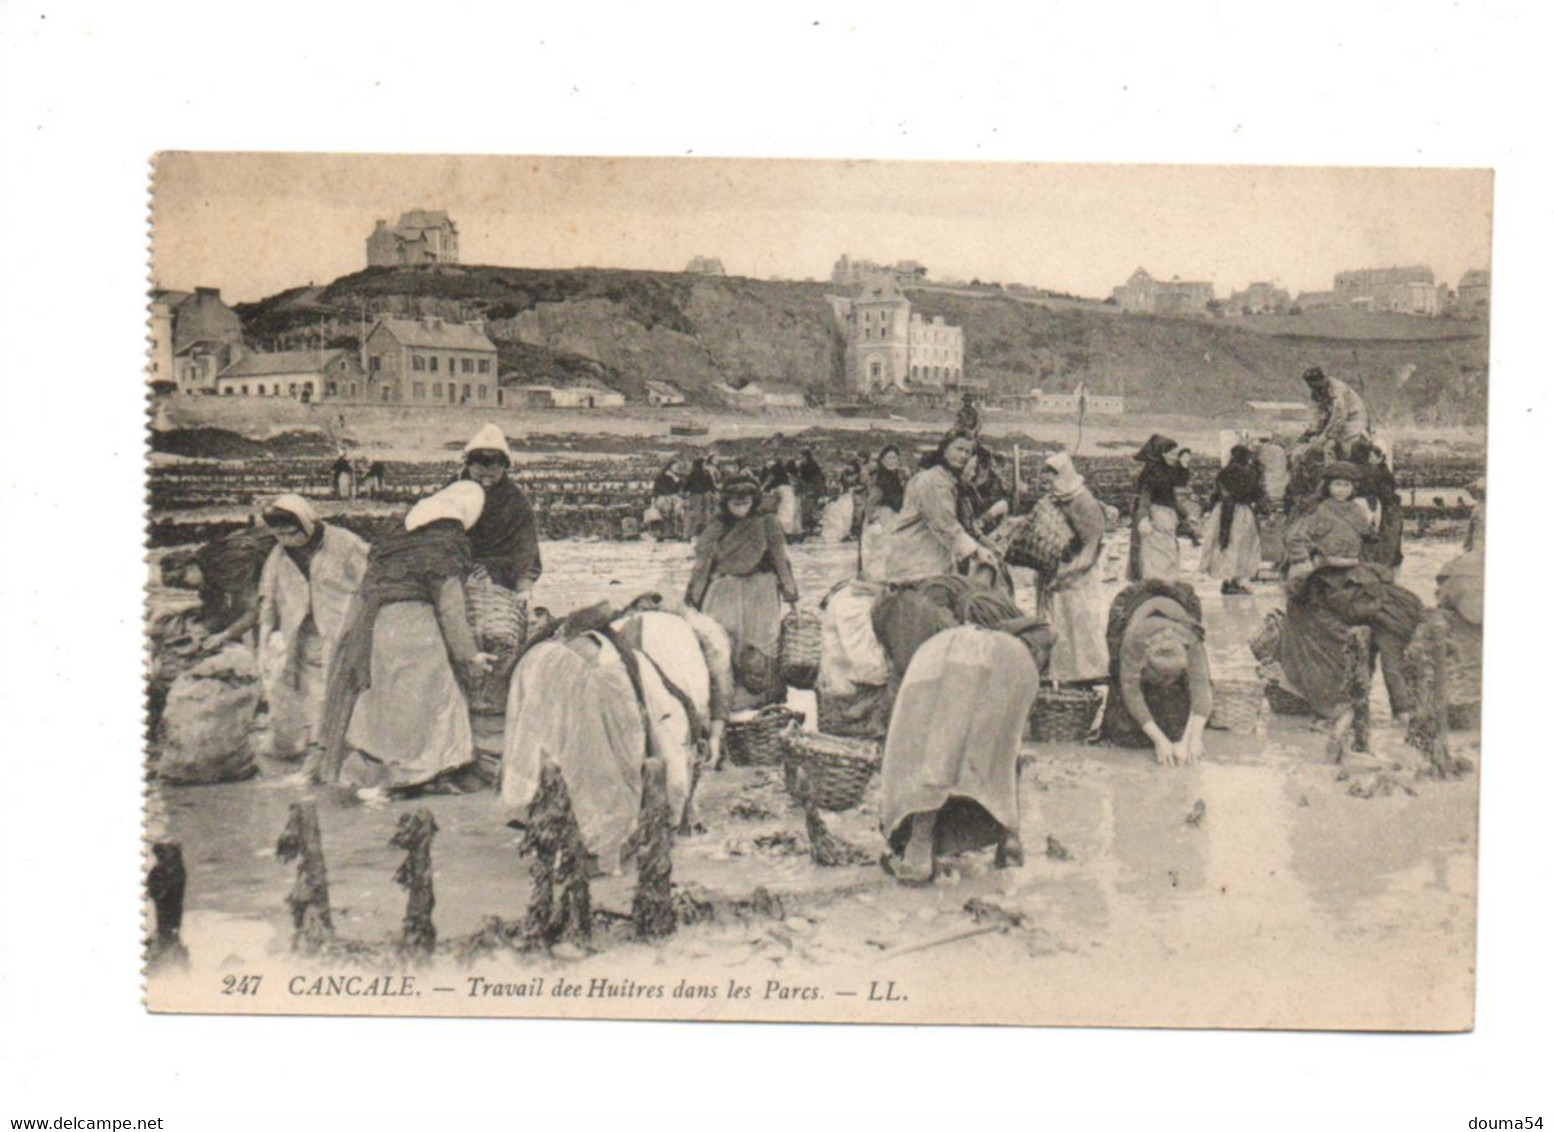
[1004,498,1074,578]
[724,705,804,767]
[778,607,823,690]
[466,568,527,653]
[1028,687,1102,744]
[1208,677,1264,734]
[782,728,881,812]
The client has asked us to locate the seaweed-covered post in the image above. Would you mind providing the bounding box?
[276,801,334,955]
[1406,613,1456,777]
[146,841,190,970]
[1343,626,1374,756]
[632,757,676,939]
[391,808,438,957]
[520,764,592,949]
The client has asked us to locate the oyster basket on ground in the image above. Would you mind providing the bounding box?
[781,726,880,812]
[725,705,805,767]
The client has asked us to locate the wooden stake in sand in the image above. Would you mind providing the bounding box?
[391,808,438,956]
[520,764,592,949]
[146,841,190,970]
[631,758,676,940]
[276,801,334,955]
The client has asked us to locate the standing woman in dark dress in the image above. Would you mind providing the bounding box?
[1199,445,1265,594]
[1349,438,1405,580]
[680,456,717,541]
[1128,434,1187,581]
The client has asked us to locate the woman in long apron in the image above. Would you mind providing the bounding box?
[1035,451,1110,685]
[685,472,800,710]
[1200,444,1265,594]
[1128,434,1187,581]
[319,482,496,793]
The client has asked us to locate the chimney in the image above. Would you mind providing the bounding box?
[375,219,387,229]
[468,318,484,335]
[195,286,220,299]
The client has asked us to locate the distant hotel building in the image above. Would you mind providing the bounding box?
[1456,269,1490,318]
[829,275,965,394]
[1332,265,1438,315]
[366,210,460,268]
[1228,281,1291,314]
[1111,268,1214,316]
[831,254,928,288]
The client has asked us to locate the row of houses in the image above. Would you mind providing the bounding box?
[1115,265,1491,319]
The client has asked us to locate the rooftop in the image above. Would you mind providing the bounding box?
[372,317,495,351]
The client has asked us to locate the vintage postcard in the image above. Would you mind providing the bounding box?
[144,154,1489,1028]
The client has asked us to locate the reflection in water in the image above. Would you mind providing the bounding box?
[154,532,1478,985]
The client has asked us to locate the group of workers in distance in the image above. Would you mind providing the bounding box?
[232,359,1481,887]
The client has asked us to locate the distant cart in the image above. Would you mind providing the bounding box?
[670,423,711,437]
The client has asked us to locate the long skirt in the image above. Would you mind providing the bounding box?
[1042,567,1110,684]
[680,493,714,541]
[775,485,801,537]
[262,627,326,759]
[882,626,1036,856]
[1279,567,1424,719]
[702,571,783,710]
[344,602,473,787]
[501,635,693,871]
[1200,503,1261,581]
[1128,504,1180,581]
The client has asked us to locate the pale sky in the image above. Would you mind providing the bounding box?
[151,153,1493,304]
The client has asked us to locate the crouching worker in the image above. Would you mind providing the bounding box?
[1099,580,1213,767]
[1279,463,1424,742]
[873,568,1049,884]
[318,482,496,793]
[252,495,368,762]
[500,612,698,874]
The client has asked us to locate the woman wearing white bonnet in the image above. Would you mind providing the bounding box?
[1036,450,1110,685]
[319,481,495,793]
[252,493,370,762]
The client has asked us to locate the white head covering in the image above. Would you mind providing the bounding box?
[464,423,513,463]
[405,481,485,532]
[263,493,319,537]
[1043,451,1085,499]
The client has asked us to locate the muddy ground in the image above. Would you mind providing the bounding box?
[146,531,1478,1029]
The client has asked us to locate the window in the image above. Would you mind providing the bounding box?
[462,384,471,401]
[288,383,297,397]
[477,384,487,400]
[413,355,426,372]
[370,355,381,372]
[349,383,357,396]
[223,387,234,396]
[462,357,473,374]
[382,387,391,402]
[273,384,281,395]
[478,359,490,374]
[433,383,442,398]
[429,356,439,372]
[413,382,426,399]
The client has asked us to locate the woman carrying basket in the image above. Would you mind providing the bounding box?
[685,472,799,711]
[319,482,497,794]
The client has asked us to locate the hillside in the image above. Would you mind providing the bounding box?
[234,265,1490,423]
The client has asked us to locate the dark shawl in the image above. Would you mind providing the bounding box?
[683,462,716,494]
[1133,435,1181,508]
[458,472,542,590]
[685,513,797,607]
[873,466,905,512]
[651,468,680,497]
[1211,448,1264,549]
[319,521,472,775]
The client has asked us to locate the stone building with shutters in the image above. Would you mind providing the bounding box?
[830,275,964,394]
[362,317,499,406]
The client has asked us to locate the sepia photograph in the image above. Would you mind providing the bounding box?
[142,153,1491,1029]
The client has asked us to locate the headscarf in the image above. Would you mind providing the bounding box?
[1320,461,1363,487]
[464,422,513,464]
[1134,434,1178,465]
[1042,451,1085,500]
[921,427,977,470]
[1213,446,1262,548]
[1142,629,1191,682]
[406,480,485,532]
[262,493,318,538]
[684,458,715,494]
